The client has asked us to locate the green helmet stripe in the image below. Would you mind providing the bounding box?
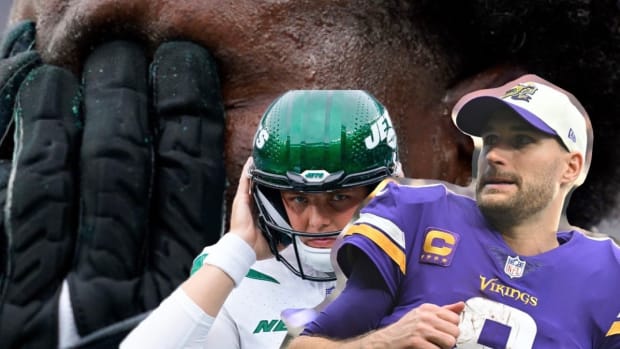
[286,89,308,171]
[302,91,341,172]
[287,91,344,173]
[284,92,297,172]
[326,91,342,169]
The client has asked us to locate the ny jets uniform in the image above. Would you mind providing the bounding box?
[195,246,335,348]
[305,179,620,348]
[122,245,334,348]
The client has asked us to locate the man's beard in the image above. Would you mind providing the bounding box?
[476,169,557,232]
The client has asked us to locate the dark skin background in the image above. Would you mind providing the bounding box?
[0,0,619,348]
[8,0,620,231]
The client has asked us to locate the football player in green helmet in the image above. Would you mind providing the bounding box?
[123,89,401,348]
[251,89,401,281]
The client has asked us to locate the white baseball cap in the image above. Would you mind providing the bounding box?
[453,74,592,185]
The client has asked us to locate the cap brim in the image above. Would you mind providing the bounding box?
[455,96,556,137]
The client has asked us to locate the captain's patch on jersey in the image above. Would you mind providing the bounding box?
[419,228,459,266]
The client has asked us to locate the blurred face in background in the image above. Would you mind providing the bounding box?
[8,1,476,199]
[8,0,620,241]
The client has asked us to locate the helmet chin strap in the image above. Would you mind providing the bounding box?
[294,236,334,273]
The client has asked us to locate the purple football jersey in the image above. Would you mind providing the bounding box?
[334,180,620,348]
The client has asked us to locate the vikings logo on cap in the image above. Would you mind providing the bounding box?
[502,84,538,102]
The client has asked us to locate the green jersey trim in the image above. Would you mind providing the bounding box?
[190,253,280,284]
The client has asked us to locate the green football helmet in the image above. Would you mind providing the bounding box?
[251,90,400,281]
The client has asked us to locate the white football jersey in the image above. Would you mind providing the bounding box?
[202,246,336,348]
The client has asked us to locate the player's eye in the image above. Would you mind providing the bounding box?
[331,193,349,202]
[513,134,535,148]
[291,195,308,204]
[281,192,308,205]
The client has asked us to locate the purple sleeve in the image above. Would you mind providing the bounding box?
[301,249,393,339]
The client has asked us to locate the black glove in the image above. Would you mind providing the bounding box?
[0,21,226,348]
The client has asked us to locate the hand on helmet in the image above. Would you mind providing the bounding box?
[0,21,226,348]
[229,157,272,260]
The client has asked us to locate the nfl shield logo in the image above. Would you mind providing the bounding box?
[504,256,526,278]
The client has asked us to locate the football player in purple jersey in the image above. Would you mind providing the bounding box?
[289,75,620,349]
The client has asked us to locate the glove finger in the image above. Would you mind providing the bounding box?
[68,40,152,335]
[0,21,41,156]
[0,159,12,298]
[144,41,225,304]
[0,65,81,348]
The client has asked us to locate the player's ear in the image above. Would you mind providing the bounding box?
[561,151,583,188]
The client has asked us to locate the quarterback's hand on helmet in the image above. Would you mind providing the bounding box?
[229,157,272,260]
[0,21,226,348]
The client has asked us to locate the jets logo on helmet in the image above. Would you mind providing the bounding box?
[255,128,269,149]
[301,170,330,183]
[365,111,397,150]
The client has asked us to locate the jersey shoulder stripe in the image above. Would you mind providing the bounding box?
[355,213,406,250]
[607,320,620,337]
[343,222,406,273]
